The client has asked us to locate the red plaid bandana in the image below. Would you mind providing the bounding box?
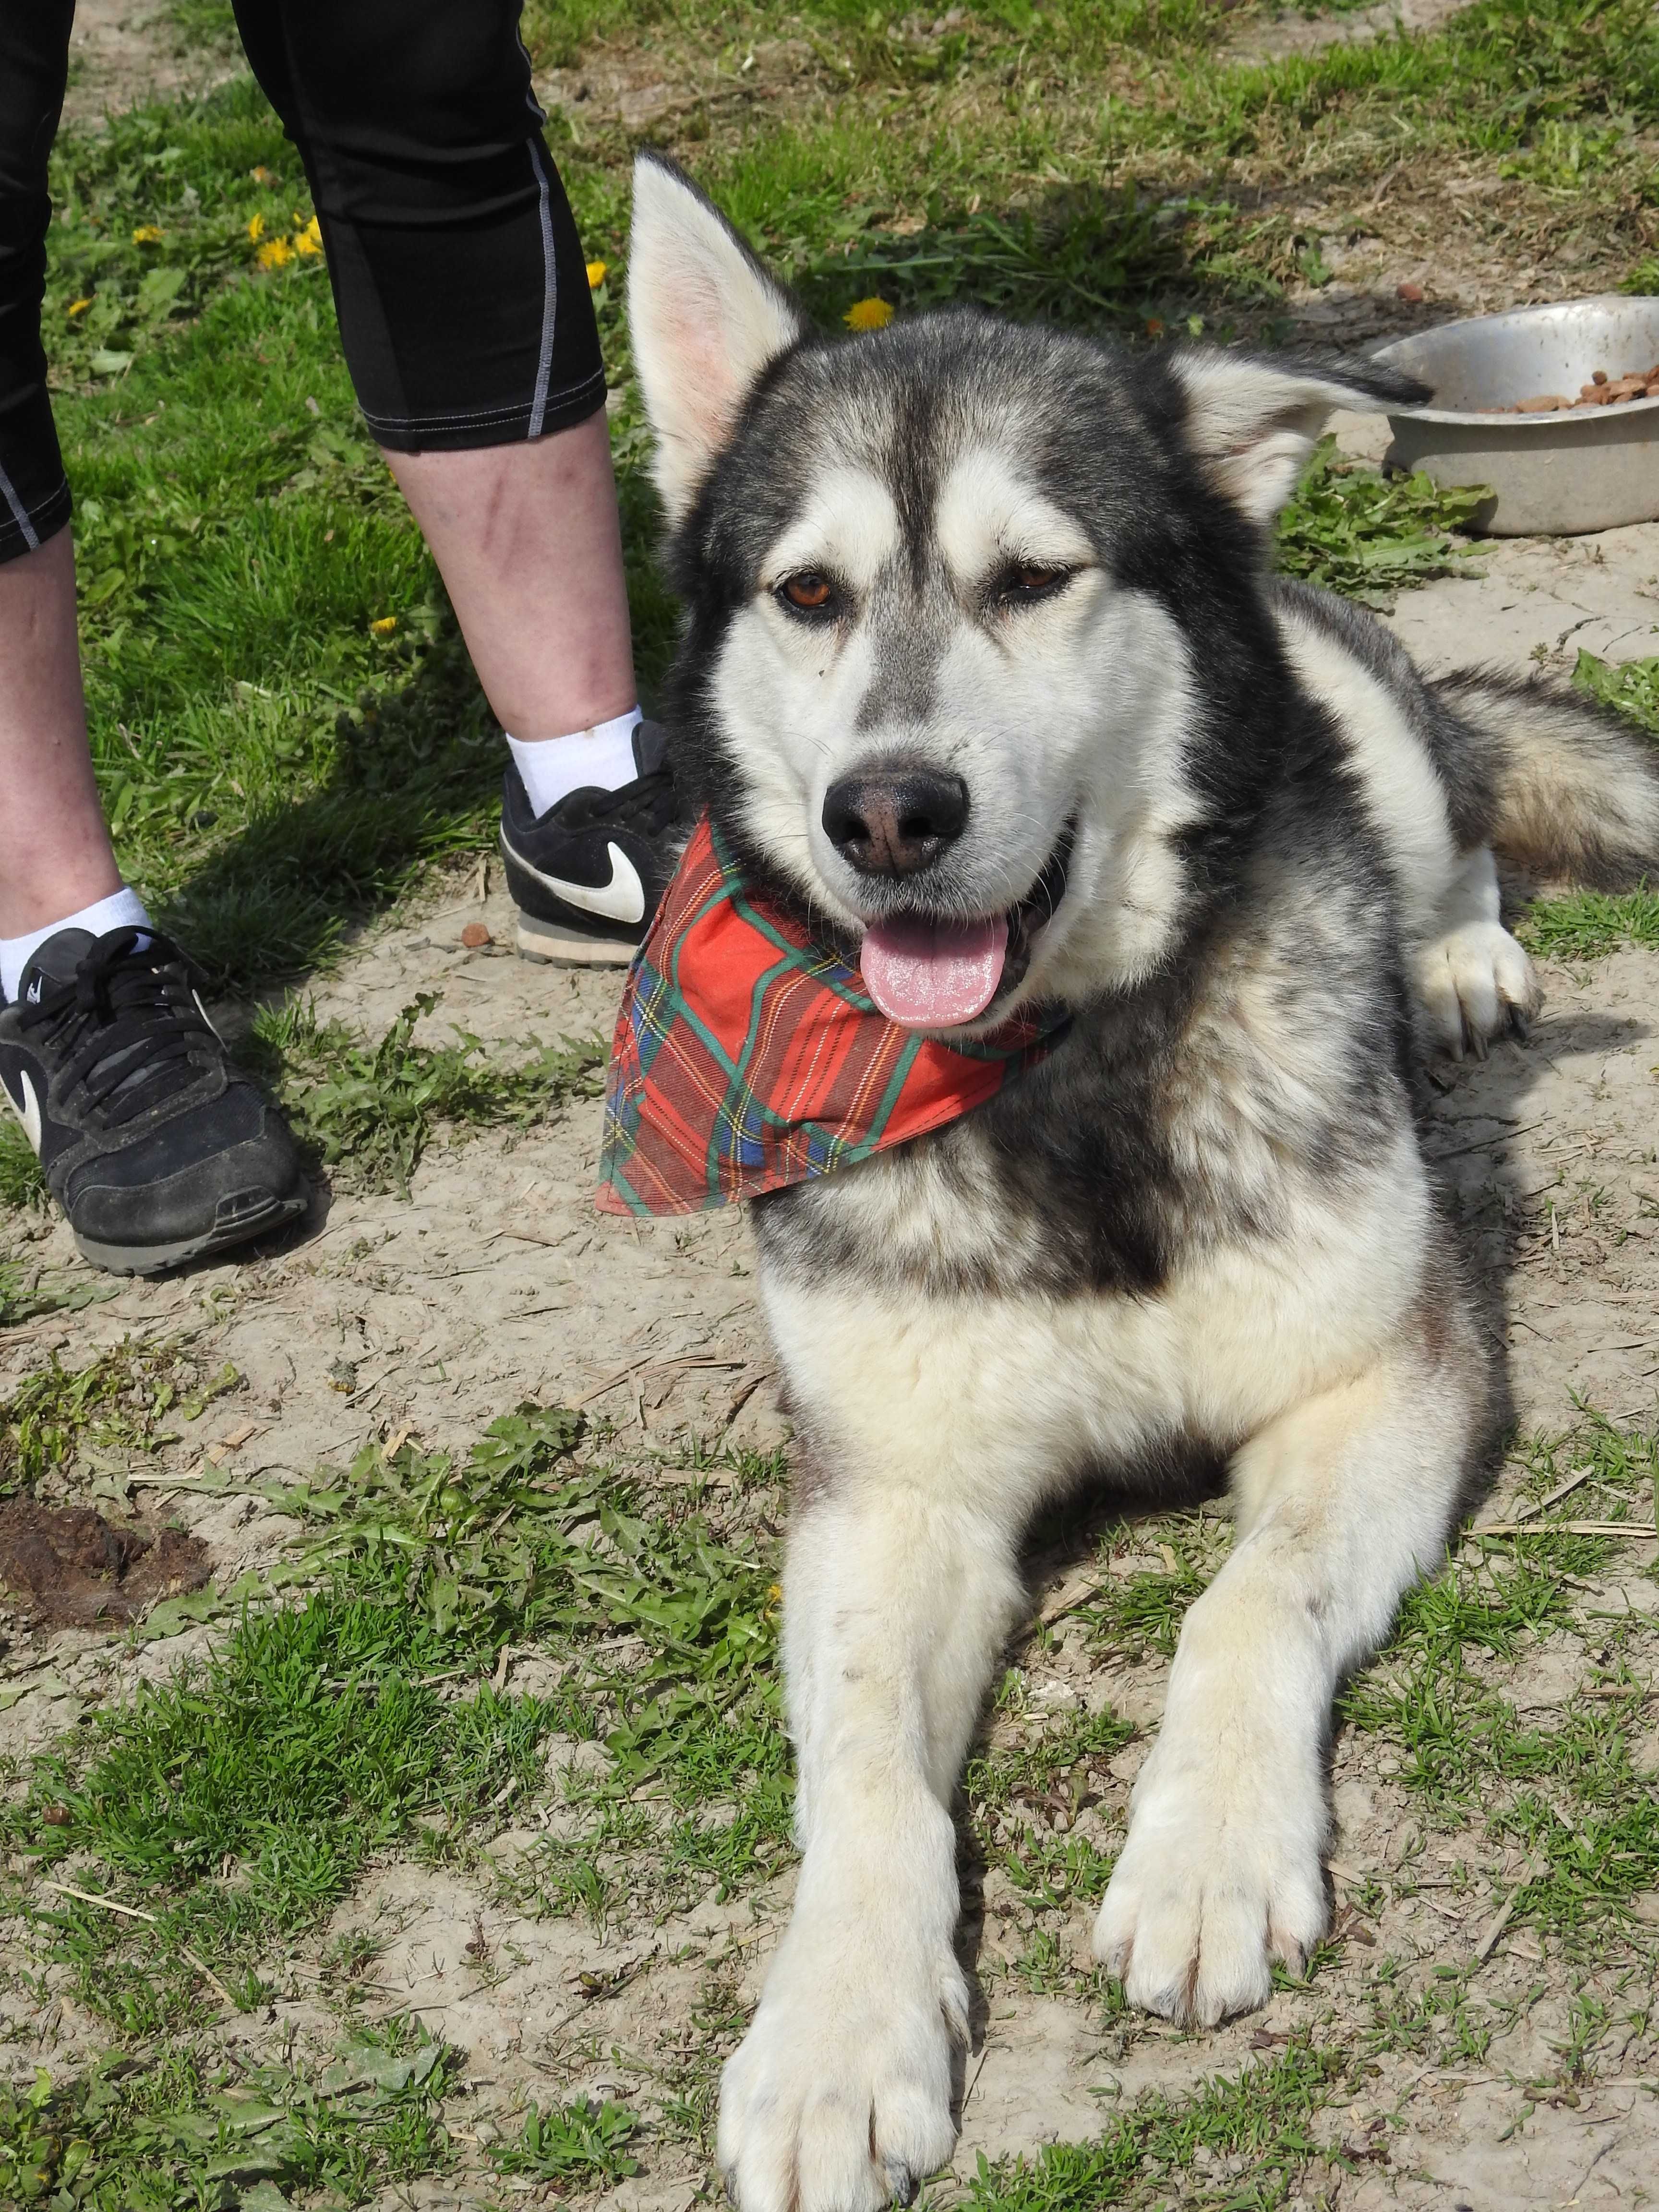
[596,816,1066,1216]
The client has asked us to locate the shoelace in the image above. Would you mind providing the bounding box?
[18,930,220,1129]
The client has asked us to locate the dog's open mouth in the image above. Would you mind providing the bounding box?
[859,821,1075,1029]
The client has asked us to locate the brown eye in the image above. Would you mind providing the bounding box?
[780,571,835,612]
[1003,564,1067,598]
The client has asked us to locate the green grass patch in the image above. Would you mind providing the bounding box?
[6,1404,792,2031]
[1522,889,1659,960]
[248,993,606,1198]
[0,2020,457,2210]
[0,1344,239,1502]
[967,1688,1132,1911]
[487,2097,641,2186]
[963,2033,1347,2211]
[1518,650,1659,957]
[0,1122,49,1213]
[1276,439,1491,610]
[1339,1418,1659,1948]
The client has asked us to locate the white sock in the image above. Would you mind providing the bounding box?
[506,706,644,818]
[1,886,152,1002]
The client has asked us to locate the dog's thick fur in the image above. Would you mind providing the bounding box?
[626,153,1659,2212]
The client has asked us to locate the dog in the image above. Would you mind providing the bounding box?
[623,151,1659,2212]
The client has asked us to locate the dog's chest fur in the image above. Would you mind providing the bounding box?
[752,802,1436,1497]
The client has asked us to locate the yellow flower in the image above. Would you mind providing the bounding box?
[251,166,275,185]
[247,213,266,242]
[843,296,894,331]
[370,616,398,637]
[293,216,323,256]
[132,224,164,245]
[67,297,93,318]
[256,237,294,271]
[586,259,608,289]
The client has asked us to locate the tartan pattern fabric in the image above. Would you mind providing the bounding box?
[597,814,1065,1216]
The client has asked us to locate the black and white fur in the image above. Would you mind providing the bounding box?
[626,152,1659,2212]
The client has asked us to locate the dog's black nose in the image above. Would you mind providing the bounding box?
[821,769,969,877]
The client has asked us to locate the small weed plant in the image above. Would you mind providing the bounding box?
[249,992,605,1196]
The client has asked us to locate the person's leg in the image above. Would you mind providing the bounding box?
[383,410,635,743]
[0,531,123,944]
[231,0,678,959]
[0,2,153,990]
[0,6,308,1270]
[232,3,644,773]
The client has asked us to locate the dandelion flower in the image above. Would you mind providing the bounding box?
[67,297,92,318]
[586,259,608,289]
[370,615,398,637]
[293,216,323,256]
[247,213,266,242]
[843,296,894,331]
[256,237,294,271]
[132,224,164,245]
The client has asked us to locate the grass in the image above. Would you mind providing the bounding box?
[1339,1416,1659,1951]
[247,993,606,1198]
[1274,438,1491,610]
[5,1403,790,2034]
[0,2021,459,2211]
[487,2097,641,2185]
[0,1342,240,1501]
[1518,650,1659,957]
[962,2033,1348,2211]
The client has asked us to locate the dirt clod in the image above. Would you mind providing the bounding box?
[460,922,493,949]
[0,1500,210,1628]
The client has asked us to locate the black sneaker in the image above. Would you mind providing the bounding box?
[0,926,309,1277]
[498,718,687,965]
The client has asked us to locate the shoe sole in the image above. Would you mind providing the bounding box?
[515,913,639,967]
[74,1188,311,1278]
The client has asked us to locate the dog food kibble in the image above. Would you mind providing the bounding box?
[1395,281,1425,302]
[460,921,493,948]
[1486,362,1659,414]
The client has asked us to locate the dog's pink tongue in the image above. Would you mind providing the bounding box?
[859,914,1009,1029]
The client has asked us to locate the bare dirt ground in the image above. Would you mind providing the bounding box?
[6,11,1659,2209]
[62,0,240,128]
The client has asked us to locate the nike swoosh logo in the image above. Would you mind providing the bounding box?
[2,1068,44,1155]
[510,840,646,926]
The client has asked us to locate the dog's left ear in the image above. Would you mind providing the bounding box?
[628,152,808,524]
[1165,350,1430,527]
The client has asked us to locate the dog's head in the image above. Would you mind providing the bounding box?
[628,153,1426,1028]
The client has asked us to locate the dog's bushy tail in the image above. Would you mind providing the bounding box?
[1433,668,1659,888]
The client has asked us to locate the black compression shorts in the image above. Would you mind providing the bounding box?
[0,0,605,565]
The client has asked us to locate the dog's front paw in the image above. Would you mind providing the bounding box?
[1413,920,1539,1058]
[1092,1744,1327,2027]
[718,1922,966,2212]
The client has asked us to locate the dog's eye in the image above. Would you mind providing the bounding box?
[997,564,1070,603]
[778,571,837,614]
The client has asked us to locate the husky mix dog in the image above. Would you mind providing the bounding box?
[624,153,1659,2212]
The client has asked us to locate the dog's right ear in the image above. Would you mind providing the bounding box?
[628,153,807,524]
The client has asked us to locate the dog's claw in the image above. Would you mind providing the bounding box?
[886,2160,921,2206]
